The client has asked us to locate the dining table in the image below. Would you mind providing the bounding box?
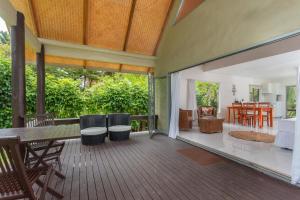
[0,124,81,178]
[227,106,273,128]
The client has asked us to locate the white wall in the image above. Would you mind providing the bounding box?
[270,77,297,117]
[179,66,263,118]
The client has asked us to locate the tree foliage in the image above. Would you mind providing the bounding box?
[195,81,219,108]
[0,31,10,45]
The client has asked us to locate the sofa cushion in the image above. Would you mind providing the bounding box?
[81,127,107,136]
[108,125,131,132]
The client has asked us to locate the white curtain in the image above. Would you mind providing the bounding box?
[291,66,300,184]
[187,79,198,120]
[168,72,181,139]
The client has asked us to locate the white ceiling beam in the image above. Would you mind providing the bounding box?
[0,0,41,52]
[40,38,157,67]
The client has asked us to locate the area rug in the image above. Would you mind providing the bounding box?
[229,131,275,143]
[177,147,226,166]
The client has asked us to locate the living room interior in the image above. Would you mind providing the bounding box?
[176,49,299,182]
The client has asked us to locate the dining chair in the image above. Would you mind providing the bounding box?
[232,103,242,124]
[0,136,63,200]
[25,113,65,170]
[258,102,271,126]
[241,103,257,127]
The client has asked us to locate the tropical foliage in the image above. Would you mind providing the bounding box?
[195,81,219,109]
[0,35,148,128]
[286,85,296,118]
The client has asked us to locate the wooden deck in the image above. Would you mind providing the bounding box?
[43,134,300,200]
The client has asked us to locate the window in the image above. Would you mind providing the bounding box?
[286,85,296,118]
[176,0,205,23]
[249,85,260,102]
[195,81,219,109]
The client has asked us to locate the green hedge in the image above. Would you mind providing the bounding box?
[0,56,148,128]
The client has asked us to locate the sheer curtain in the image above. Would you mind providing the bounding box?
[187,79,197,120]
[292,66,300,184]
[168,72,181,139]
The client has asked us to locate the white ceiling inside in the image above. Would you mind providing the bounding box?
[210,50,300,81]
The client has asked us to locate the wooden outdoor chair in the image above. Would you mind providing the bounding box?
[25,113,65,170]
[0,136,63,200]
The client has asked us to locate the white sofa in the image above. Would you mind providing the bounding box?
[275,118,296,150]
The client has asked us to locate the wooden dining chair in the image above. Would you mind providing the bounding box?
[25,113,65,170]
[0,136,63,200]
[258,102,271,126]
[241,103,257,127]
[232,103,242,124]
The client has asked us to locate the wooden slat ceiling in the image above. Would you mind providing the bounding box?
[10,0,173,74]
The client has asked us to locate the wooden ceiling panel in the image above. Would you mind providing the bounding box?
[10,0,37,35]
[122,64,149,73]
[86,60,120,71]
[87,0,132,50]
[32,0,84,43]
[126,0,172,55]
[45,55,84,67]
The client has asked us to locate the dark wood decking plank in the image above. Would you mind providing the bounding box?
[109,141,167,200]
[86,146,98,200]
[47,139,72,200]
[128,135,221,200]
[143,136,260,200]
[79,144,89,200]
[102,144,135,200]
[94,142,117,200]
[59,140,76,200]
[143,135,297,200]
[108,141,153,200]
[90,145,107,200]
[104,141,146,200]
[70,139,81,200]
[111,139,188,200]
[36,134,300,200]
[98,144,125,200]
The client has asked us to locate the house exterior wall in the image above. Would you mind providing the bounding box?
[155,0,300,77]
[154,0,300,133]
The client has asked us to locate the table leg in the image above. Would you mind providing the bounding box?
[26,141,65,179]
[259,108,263,128]
[270,108,273,127]
[227,107,231,123]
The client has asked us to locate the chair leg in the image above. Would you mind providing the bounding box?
[36,174,64,199]
[56,157,62,171]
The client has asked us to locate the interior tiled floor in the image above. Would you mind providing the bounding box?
[178,120,292,181]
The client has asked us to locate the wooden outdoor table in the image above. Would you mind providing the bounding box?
[0,124,81,179]
[227,106,273,128]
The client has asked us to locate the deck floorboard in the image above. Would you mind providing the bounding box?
[41,134,300,200]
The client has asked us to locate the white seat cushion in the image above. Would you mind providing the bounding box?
[108,125,131,132]
[81,127,107,136]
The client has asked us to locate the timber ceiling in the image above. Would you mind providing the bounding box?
[10,0,172,74]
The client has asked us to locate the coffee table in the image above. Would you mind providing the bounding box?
[198,116,224,133]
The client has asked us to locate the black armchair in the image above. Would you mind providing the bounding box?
[108,113,131,141]
[80,115,107,145]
